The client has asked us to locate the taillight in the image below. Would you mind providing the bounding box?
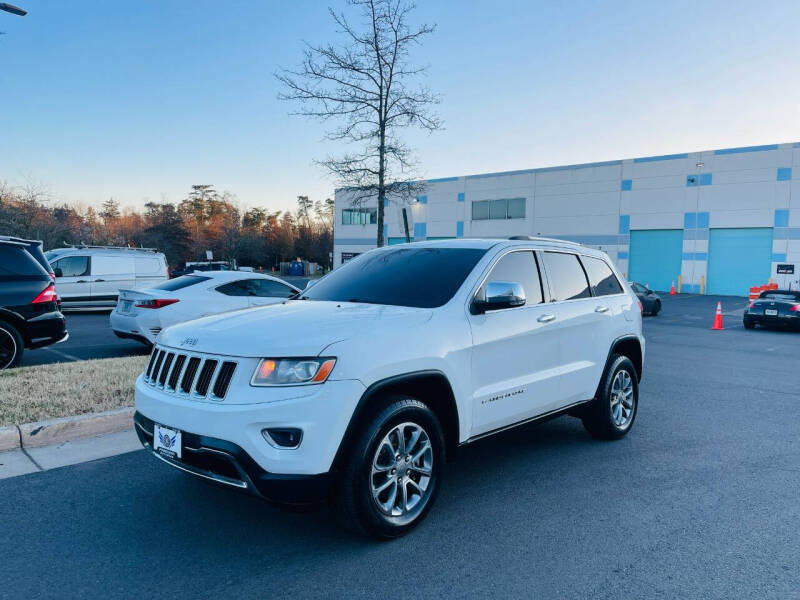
[791,305,799,312]
[638,300,643,314]
[749,302,756,309]
[32,284,58,304]
[49,272,56,282]
[135,298,179,309]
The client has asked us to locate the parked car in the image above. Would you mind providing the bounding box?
[110,271,301,346]
[45,246,169,309]
[0,238,68,369]
[743,290,800,330]
[133,238,644,538]
[629,281,661,316]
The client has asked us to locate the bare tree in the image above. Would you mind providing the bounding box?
[277,0,441,247]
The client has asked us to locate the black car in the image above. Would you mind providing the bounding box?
[744,290,800,330]
[629,281,661,316]
[0,238,68,369]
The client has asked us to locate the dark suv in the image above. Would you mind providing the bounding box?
[0,237,68,369]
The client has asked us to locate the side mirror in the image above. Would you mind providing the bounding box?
[473,281,526,314]
[53,267,63,278]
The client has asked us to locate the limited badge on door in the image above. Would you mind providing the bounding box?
[153,424,182,460]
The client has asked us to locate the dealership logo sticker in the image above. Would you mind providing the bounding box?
[159,431,177,449]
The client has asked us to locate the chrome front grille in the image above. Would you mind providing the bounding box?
[143,346,238,400]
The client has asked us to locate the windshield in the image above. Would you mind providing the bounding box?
[302,247,487,308]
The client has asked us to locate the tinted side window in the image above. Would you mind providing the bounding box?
[216,280,252,297]
[582,256,623,296]
[0,246,45,277]
[483,251,543,304]
[53,256,90,277]
[135,257,164,275]
[250,279,295,298]
[542,252,591,301]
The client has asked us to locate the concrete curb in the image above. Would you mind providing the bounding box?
[0,425,20,452]
[16,407,135,449]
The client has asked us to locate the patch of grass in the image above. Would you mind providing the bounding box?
[0,355,149,427]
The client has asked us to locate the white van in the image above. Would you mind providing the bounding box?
[45,246,169,308]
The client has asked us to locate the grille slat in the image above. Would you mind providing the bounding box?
[144,346,236,400]
[181,357,202,394]
[195,360,218,397]
[168,355,186,390]
[212,362,237,398]
[145,348,159,379]
[150,350,165,383]
[158,353,175,386]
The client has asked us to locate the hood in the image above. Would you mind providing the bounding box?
[157,300,433,357]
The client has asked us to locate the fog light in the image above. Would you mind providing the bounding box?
[262,428,303,449]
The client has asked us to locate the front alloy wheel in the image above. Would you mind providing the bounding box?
[335,396,445,539]
[370,422,434,519]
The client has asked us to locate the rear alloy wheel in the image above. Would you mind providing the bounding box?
[582,354,638,440]
[0,321,24,370]
[335,396,445,539]
[651,300,661,316]
[743,318,755,330]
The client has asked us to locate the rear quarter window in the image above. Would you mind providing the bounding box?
[581,256,623,296]
[0,245,47,277]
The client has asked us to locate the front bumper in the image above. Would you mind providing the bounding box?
[134,412,331,504]
[135,373,365,483]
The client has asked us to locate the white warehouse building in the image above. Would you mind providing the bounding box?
[333,141,800,296]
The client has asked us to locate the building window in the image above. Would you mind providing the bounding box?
[471,198,526,221]
[342,208,377,225]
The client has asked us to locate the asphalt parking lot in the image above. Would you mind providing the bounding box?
[2,294,799,599]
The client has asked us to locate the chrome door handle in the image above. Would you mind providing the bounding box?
[537,314,556,323]
[595,306,610,313]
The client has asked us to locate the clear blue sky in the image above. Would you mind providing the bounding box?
[2,0,799,213]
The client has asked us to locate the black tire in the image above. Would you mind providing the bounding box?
[582,354,638,440]
[743,318,755,330]
[651,300,661,316]
[0,320,24,370]
[334,395,445,539]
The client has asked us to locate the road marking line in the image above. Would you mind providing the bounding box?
[42,347,81,362]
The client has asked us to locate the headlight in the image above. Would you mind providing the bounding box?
[250,357,336,386]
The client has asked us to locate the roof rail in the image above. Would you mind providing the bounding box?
[61,242,159,252]
[508,235,583,246]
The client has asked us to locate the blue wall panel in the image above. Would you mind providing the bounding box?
[707,228,773,296]
[628,230,684,292]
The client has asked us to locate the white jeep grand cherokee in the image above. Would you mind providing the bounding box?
[134,238,644,538]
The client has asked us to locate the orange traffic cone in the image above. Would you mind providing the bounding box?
[711,302,724,330]
[670,281,676,295]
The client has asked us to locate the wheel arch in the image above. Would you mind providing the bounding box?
[0,309,28,346]
[607,335,643,382]
[331,370,461,472]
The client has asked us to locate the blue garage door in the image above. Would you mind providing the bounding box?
[707,228,773,296]
[628,230,684,292]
